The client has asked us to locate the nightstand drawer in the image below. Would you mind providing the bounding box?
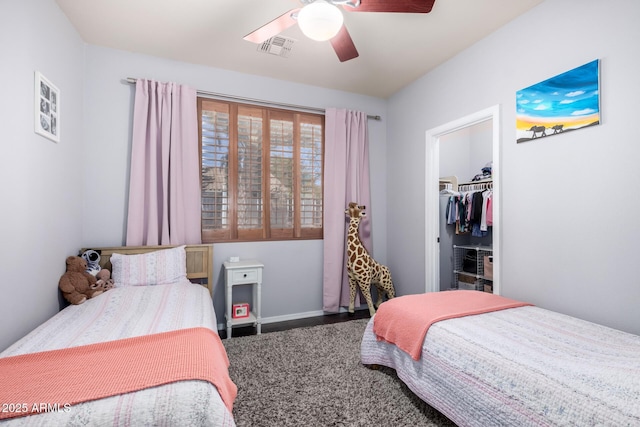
[231,268,258,284]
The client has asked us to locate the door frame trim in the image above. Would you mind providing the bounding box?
[424,105,501,294]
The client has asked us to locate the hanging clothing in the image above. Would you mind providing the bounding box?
[480,190,492,232]
[486,191,493,226]
[471,223,488,237]
[443,186,493,235]
[445,195,458,225]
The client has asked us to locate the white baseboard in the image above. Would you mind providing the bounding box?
[217,306,368,331]
[261,309,327,324]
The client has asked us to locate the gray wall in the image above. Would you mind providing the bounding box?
[0,0,86,351]
[439,120,493,182]
[387,0,640,335]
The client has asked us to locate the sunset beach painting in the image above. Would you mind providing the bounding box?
[516,59,600,143]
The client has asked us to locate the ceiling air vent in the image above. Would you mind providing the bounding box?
[258,36,295,58]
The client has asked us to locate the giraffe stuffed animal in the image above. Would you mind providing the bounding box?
[345,202,395,316]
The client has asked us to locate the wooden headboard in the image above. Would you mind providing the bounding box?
[80,244,214,296]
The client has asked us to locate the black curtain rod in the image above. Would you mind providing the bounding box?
[125,77,381,121]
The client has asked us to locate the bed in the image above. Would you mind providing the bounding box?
[360,290,640,427]
[0,244,237,427]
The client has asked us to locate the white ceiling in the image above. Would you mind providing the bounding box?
[56,0,545,99]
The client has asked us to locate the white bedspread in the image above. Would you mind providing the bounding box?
[361,305,640,427]
[0,280,236,427]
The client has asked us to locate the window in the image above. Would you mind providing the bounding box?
[198,98,324,242]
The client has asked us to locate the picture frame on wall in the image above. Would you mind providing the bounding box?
[516,59,600,143]
[34,71,60,143]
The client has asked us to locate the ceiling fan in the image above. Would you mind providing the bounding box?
[243,0,436,62]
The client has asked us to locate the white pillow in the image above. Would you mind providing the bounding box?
[111,245,187,287]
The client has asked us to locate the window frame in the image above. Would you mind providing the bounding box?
[198,97,324,243]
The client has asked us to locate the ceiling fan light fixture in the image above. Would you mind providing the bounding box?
[297,0,344,42]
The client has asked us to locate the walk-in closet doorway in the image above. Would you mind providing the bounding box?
[424,105,501,295]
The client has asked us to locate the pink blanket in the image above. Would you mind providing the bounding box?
[0,327,237,420]
[373,290,532,360]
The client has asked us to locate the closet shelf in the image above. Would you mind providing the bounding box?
[453,245,493,293]
[458,178,492,185]
[453,244,493,251]
[454,270,493,281]
[439,175,459,191]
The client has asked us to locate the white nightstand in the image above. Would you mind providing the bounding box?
[222,259,264,339]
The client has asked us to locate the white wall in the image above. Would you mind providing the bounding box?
[387,0,640,335]
[439,127,474,180]
[80,45,388,327]
[439,120,493,182]
[0,0,86,351]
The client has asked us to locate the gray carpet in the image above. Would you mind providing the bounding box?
[223,318,457,427]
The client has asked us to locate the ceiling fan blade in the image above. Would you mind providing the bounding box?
[243,8,301,43]
[342,0,435,13]
[330,25,359,62]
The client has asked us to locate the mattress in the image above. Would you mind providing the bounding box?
[361,305,640,427]
[0,280,236,427]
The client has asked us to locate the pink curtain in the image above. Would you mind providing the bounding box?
[125,80,202,246]
[323,108,372,312]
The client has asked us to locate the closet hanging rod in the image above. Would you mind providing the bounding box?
[458,181,493,191]
[124,77,381,121]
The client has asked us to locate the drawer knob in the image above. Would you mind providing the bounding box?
[243,273,247,277]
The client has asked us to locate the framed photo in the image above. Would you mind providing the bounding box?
[34,71,60,142]
[516,59,600,143]
[232,303,250,319]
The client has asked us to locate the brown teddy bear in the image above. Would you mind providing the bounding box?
[96,269,115,290]
[59,256,106,305]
